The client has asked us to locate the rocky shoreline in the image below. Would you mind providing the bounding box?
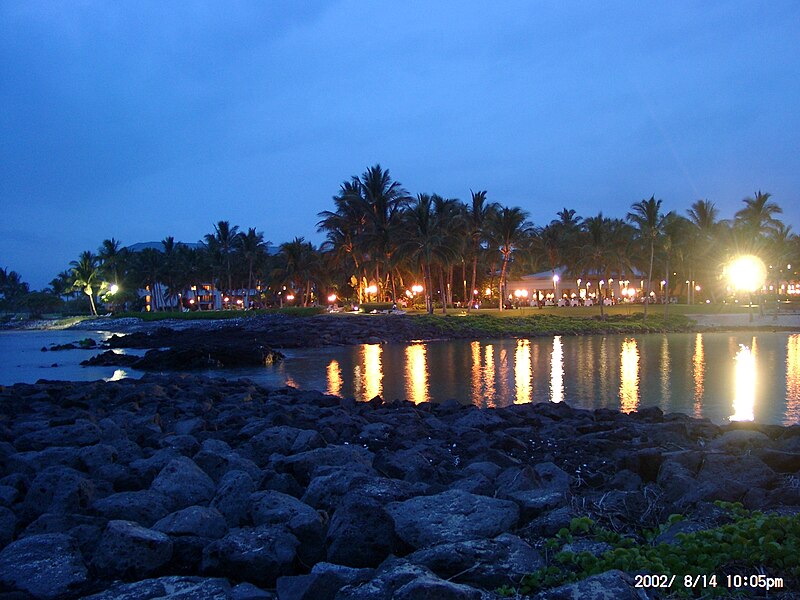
[0,375,798,599]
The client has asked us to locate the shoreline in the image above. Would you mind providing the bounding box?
[0,374,798,599]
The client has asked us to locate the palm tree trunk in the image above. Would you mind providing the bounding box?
[424,262,434,314]
[644,240,654,321]
[461,261,467,307]
[499,257,509,312]
[663,256,670,321]
[87,291,97,316]
[439,268,447,315]
[468,254,478,313]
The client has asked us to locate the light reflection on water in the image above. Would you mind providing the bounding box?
[731,340,756,422]
[692,333,704,417]
[786,335,800,425]
[619,338,639,413]
[313,333,800,425]
[5,330,800,425]
[550,336,564,403]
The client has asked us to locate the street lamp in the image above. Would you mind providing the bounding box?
[726,255,767,322]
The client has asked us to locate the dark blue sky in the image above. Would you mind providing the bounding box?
[2,1,799,289]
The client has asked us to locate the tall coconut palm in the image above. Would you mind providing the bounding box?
[400,194,460,313]
[465,190,497,312]
[98,238,126,287]
[574,214,617,319]
[275,238,321,306]
[70,251,101,315]
[489,206,533,311]
[351,165,411,301]
[687,200,723,303]
[0,268,29,312]
[734,191,782,240]
[205,221,240,293]
[238,228,267,308]
[627,196,665,320]
[659,212,689,319]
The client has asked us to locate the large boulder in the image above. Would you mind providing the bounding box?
[153,505,228,539]
[273,445,374,485]
[92,490,172,527]
[80,575,233,600]
[386,490,519,549]
[0,533,88,599]
[393,575,482,600]
[211,470,256,527]
[22,466,95,522]
[150,457,216,511]
[14,420,101,451]
[406,533,544,588]
[249,490,325,565]
[276,562,373,600]
[92,519,173,580]
[534,569,641,599]
[326,493,398,568]
[201,525,299,587]
[245,426,325,463]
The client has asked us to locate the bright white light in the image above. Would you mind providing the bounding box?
[328,294,337,303]
[727,255,766,293]
[109,284,119,294]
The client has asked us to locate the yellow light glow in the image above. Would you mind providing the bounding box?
[484,287,492,296]
[731,342,756,422]
[363,344,383,400]
[550,336,564,403]
[109,284,119,294]
[727,255,767,293]
[411,284,423,293]
[619,338,640,413]
[405,344,429,404]
[471,341,482,407]
[366,285,378,294]
[483,344,496,408]
[327,294,337,303]
[693,333,704,417]
[786,334,800,425]
[285,294,294,301]
[515,339,532,404]
[326,360,342,396]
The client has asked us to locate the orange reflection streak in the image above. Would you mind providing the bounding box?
[363,344,383,400]
[405,344,429,404]
[692,334,704,417]
[731,341,756,422]
[515,339,532,404]
[471,341,482,407]
[498,348,510,404]
[660,336,670,406]
[786,334,800,425]
[550,336,564,403]
[619,338,640,412]
[326,360,342,396]
[483,344,496,407]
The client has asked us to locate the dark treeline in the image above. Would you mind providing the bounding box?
[3,164,798,317]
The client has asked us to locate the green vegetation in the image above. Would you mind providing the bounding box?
[415,312,693,337]
[4,165,798,320]
[500,502,799,597]
[112,306,327,321]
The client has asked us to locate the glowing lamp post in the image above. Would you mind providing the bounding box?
[726,255,767,322]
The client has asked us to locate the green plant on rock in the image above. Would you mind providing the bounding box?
[508,503,799,598]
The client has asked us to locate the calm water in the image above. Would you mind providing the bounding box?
[1,330,799,425]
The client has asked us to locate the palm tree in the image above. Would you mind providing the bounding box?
[98,238,126,287]
[238,228,267,309]
[687,200,723,303]
[275,238,321,306]
[489,206,532,311]
[399,194,460,313]
[0,268,29,312]
[465,190,496,312]
[132,248,164,311]
[70,251,101,315]
[627,196,665,320]
[734,191,782,240]
[659,212,689,319]
[205,221,240,293]
[345,165,411,301]
[574,214,617,318]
